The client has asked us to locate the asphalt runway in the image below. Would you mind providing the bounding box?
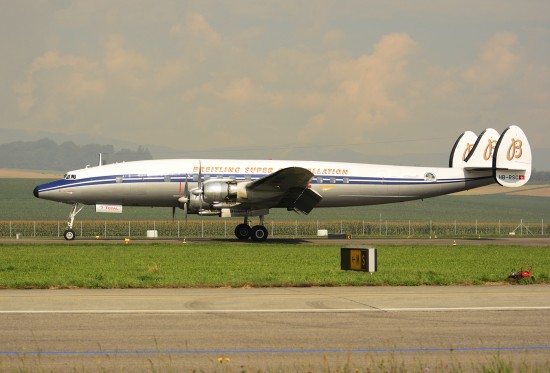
[1,286,549,372]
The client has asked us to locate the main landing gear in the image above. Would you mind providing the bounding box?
[64,203,84,240]
[234,216,268,242]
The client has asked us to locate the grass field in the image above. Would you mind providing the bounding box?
[0,242,547,288]
[1,178,549,224]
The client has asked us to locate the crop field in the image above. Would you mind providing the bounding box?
[0,242,548,288]
[1,178,548,240]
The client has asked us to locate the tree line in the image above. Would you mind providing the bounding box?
[0,138,152,171]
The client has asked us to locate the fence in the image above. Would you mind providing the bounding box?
[0,219,547,239]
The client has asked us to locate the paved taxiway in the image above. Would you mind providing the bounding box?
[1,286,549,371]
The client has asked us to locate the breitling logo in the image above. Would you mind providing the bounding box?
[507,138,523,161]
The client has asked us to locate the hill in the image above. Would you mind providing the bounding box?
[0,138,152,171]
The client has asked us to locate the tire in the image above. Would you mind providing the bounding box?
[63,229,76,241]
[250,225,268,242]
[234,224,251,240]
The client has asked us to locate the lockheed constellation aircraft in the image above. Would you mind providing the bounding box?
[34,125,531,241]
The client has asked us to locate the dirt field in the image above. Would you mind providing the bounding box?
[452,184,550,197]
[0,169,61,178]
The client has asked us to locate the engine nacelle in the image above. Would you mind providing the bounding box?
[202,180,248,205]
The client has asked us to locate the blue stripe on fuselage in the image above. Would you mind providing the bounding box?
[36,173,492,194]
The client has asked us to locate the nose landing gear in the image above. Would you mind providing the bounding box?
[64,203,84,240]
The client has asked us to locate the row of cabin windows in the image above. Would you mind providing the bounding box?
[317,176,349,184]
[116,175,350,184]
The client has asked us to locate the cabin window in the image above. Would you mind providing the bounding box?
[164,175,171,182]
[330,177,336,184]
[343,177,349,184]
[193,174,198,182]
[116,177,123,183]
[204,175,211,181]
[317,176,323,184]
[245,175,251,181]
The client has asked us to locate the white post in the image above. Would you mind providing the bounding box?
[128,221,131,237]
[104,221,107,238]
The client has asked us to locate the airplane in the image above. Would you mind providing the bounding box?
[33,125,532,242]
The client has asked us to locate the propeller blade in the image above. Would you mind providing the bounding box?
[184,200,188,223]
[184,174,189,222]
[172,206,176,221]
[197,160,202,189]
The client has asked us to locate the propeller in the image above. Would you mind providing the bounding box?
[192,160,203,197]
[173,161,202,222]
[177,174,190,222]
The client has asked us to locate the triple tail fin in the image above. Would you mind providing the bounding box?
[449,125,532,187]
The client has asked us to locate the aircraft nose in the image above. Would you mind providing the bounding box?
[33,186,40,198]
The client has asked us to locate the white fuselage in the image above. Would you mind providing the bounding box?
[35,158,494,209]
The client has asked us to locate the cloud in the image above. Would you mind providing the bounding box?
[14,51,104,114]
[104,35,149,87]
[462,32,519,86]
[221,78,257,104]
[185,13,221,44]
[298,33,418,140]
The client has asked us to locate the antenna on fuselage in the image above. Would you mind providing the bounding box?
[98,153,105,166]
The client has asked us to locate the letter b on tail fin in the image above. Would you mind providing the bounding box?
[493,125,532,187]
[449,131,478,168]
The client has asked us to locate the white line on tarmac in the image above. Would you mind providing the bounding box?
[1,306,550,314]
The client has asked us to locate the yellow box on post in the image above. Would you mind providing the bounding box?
[341,247,377,272]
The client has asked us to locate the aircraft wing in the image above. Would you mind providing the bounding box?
[243,167,322,214]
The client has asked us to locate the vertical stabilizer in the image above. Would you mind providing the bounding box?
[493,125,532,187]
[449,131,478,168]
[463,128,500,169]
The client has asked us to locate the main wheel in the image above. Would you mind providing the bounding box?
[63,229,76,241]
[234,224,251,240]
[250,225,268,242]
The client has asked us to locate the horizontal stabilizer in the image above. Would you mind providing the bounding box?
[493,125,532,187]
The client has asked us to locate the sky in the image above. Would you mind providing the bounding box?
[1,0,549,163]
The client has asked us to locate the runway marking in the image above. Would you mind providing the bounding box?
[1,345,549,356]
[1,305,550,314]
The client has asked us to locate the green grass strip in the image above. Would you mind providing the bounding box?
[0,242,548,288]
